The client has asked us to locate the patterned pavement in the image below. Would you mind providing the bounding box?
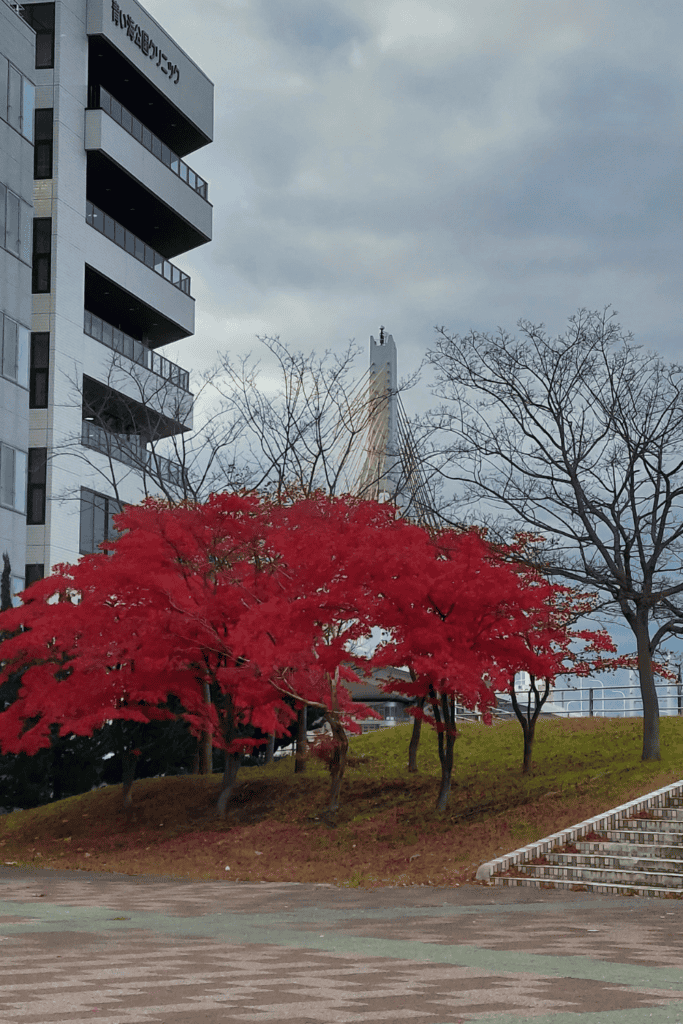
[1,866,683,1023]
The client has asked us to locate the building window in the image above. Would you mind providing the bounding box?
[21,3,55,70]
[25,563,44,588]
[34,109,53,178]
[11,576,25,606]
[32,218,51,293]
[5,190,20,257]
[4,64,35,142]
[0,187,33,266]
[0,443,28,514]
[79,487,123,555]
[29,332,49,407]
[1,314,30,389]
[27,447,46,524]
[7,63,21,133]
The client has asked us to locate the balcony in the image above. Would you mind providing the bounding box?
[84,310,190,392]
[86,201,191,295]
[81,419,186,488]
[91,87,208,201]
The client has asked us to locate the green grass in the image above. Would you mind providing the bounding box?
[1,715,682,886]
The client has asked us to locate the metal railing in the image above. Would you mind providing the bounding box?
[91,86,208,201]
[498,682,683,719]
[86,200,191,295]
[84,310,190,392]
[81,419,186,488]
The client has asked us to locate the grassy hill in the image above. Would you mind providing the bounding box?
[1,716,683,887]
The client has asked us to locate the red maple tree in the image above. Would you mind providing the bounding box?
[371,529,601,808]
[0,493,424,815]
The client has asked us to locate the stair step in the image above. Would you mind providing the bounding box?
[516,863,683,888]
[491,875,683,899]
[572,841,683,860]
[588,827,683,844]
[621,817,683,832]
[550,852,683,873]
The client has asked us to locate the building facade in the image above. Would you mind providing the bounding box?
[0,0,35,604]
[15,0,212,588]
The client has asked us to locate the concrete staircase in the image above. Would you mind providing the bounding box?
[476,780,683,899]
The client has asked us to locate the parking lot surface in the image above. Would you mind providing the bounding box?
[0,865,683,1023]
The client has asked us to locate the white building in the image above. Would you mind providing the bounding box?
[0,0,35,602]
[7,0,212,588]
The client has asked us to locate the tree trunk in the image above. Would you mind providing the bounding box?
[294,706,307,773]
[216,750,241,818]
[264,732,275,765]
[509,675,548,774]
[635,605,660,760]
[522,721,534,774]
[407,697,425,772]
[325,712,348,816]
[121,748,138,809]
[434,693,457,812]
[199,681,213,774]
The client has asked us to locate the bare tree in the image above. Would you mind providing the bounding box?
[53,347,248,509]
[207,334,429,506]
[50,334,435,782]
[425,306,683,761]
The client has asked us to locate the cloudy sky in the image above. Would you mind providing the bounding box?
[138,0,683,692]
[144,0,682,413]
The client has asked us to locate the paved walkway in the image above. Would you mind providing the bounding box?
[0,865,682,1023]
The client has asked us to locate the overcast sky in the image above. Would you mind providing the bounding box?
[143,0,682,416]
[136,0,683,691]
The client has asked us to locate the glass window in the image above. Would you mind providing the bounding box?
[80,488,124,555]
[22,77,35,142]
[32,218,51,293]
[17,326,29,389]
[14,449,27,513]
[11,576,25,606]
[21,4,56,70]
[25,564,44,588]
[7,64,21,132]
[2,317,18,381]
[79,488,94,554]
[27,447,46,524]
[107,498,123,542]
[103,213,115,241]
[20,200,32,264]
[6,191,20,256]
[34,109,53,179]
[0,444,15,508]
[29,332,49,408]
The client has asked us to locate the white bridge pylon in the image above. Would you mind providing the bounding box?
[348,327,439,531]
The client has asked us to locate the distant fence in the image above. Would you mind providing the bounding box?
[497,681,683,720]
[353,682,683,729]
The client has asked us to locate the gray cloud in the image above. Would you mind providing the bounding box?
[145,0,683,390]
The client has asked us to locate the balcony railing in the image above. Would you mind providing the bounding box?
[86,201,191,295]
[82,419,186,488]
[84,310,190,392]
[89,86,208,201]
